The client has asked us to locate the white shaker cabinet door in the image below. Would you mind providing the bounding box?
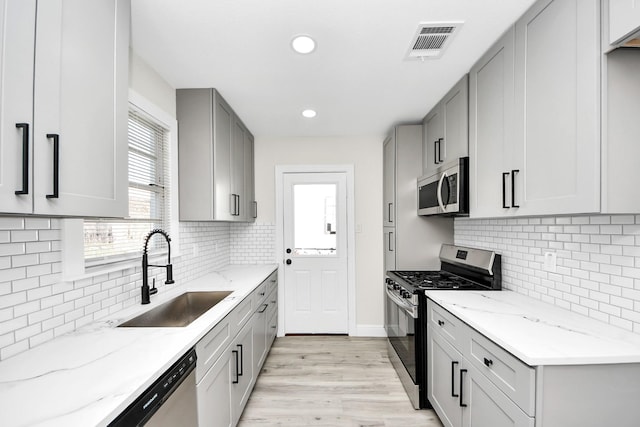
[469,27,515,218]
[513,0,600,216]
[423,105,443,176]
[462,364,534,427]
[0,0,35,214]
[32,0,129,217]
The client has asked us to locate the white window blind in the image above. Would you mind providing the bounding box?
[84,110,171,264]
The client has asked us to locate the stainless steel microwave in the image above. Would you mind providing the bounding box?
[417,157,469,216]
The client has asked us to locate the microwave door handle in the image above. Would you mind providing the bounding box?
[437,172,448,211]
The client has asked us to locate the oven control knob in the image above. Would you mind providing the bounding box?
[393,284,400,291]
[402,290,411,298]
[385,278,393,285]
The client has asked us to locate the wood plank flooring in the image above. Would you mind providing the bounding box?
[238,336,443,427]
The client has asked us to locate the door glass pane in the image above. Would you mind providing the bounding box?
[293,184,337,256]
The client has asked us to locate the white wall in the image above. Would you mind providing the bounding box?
[254,135,384,329]
[129,49,176,117]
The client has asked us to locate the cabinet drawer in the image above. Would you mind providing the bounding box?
[428,300,467,352]
[232,295,254,335]
[467,328,535,416]
[254,271,277,306]
[195,315,232,383]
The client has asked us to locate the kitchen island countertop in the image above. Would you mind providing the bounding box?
[0,264,277,427]
[426,289,640,366]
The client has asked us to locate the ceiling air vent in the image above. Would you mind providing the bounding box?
[406,22,463,60]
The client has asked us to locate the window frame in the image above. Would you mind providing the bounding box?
[61,90,180,280]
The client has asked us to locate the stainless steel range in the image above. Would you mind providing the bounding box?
[384,244,501,409]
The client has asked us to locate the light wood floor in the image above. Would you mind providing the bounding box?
[238,336,444,427]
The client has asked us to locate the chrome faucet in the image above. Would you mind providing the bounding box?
[141,229,175,304]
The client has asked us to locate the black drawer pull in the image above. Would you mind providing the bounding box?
[232,350,239,384]
[437,320,445,326]
[502,172,509,208]
[459,369,468,407]
[46,134,59,199]
[511,169,520,208]
[258,303,268,313]
[237,344,244,376]
[451,361,459,397]
[484,357,493,367]
[15,123,29,195]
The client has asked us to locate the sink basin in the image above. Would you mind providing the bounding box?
[118,291,233,327]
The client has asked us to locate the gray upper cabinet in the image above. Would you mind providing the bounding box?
[471,0,600,218]
[602,49,640,213]
[513,0,600,216]
[608,0,640,45]
[422,75,469,176]
[0,0,129,218]
[177,88,256,222]
[469,27,516,218]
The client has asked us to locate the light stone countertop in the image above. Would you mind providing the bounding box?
[425,290,640,366]
[0,264,277,427]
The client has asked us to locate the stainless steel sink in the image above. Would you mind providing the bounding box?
[118,291,233,327]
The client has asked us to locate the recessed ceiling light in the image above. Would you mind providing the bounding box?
[302,109,317,118]
[291,35,316,54]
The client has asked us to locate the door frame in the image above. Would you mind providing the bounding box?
[275,164,356,336]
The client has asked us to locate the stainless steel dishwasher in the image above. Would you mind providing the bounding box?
[108,348,198,427]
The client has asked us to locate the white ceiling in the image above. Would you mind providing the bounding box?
[131,0,537,139]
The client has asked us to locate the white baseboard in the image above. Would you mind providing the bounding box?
[352,325,387,337]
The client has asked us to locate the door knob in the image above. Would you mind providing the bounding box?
[286,259,292,265]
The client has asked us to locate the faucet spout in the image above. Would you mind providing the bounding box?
[141,229,174,305]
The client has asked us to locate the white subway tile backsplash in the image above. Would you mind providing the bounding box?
[456,214,640,333]
[0,217,235,360]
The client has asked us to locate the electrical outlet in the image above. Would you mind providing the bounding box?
[543,251,557,272]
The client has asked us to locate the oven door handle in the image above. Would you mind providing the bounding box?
[385,287,418,319]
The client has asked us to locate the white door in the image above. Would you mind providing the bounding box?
[282,172,348,334]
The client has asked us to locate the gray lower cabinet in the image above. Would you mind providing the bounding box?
[427,299,640,427]
[196,272,278,426]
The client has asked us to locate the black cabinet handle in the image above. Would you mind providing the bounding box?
[15,123,29,195]
[437,138,444,163]
[451,361,459,397]
[46,134,59,199]
[434,139,439,164]
[388,231,394,252]
[459,368,468,407]
[511,169,520,208]
[237,344,244,376]
[258,303,268,313]
[253,201,258,218]
[502,172,509,209]
[388,202,393,223]
[437,320,445,326]
[236,194,241,216]
[484,357,493,367]
[232,349,239,384]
